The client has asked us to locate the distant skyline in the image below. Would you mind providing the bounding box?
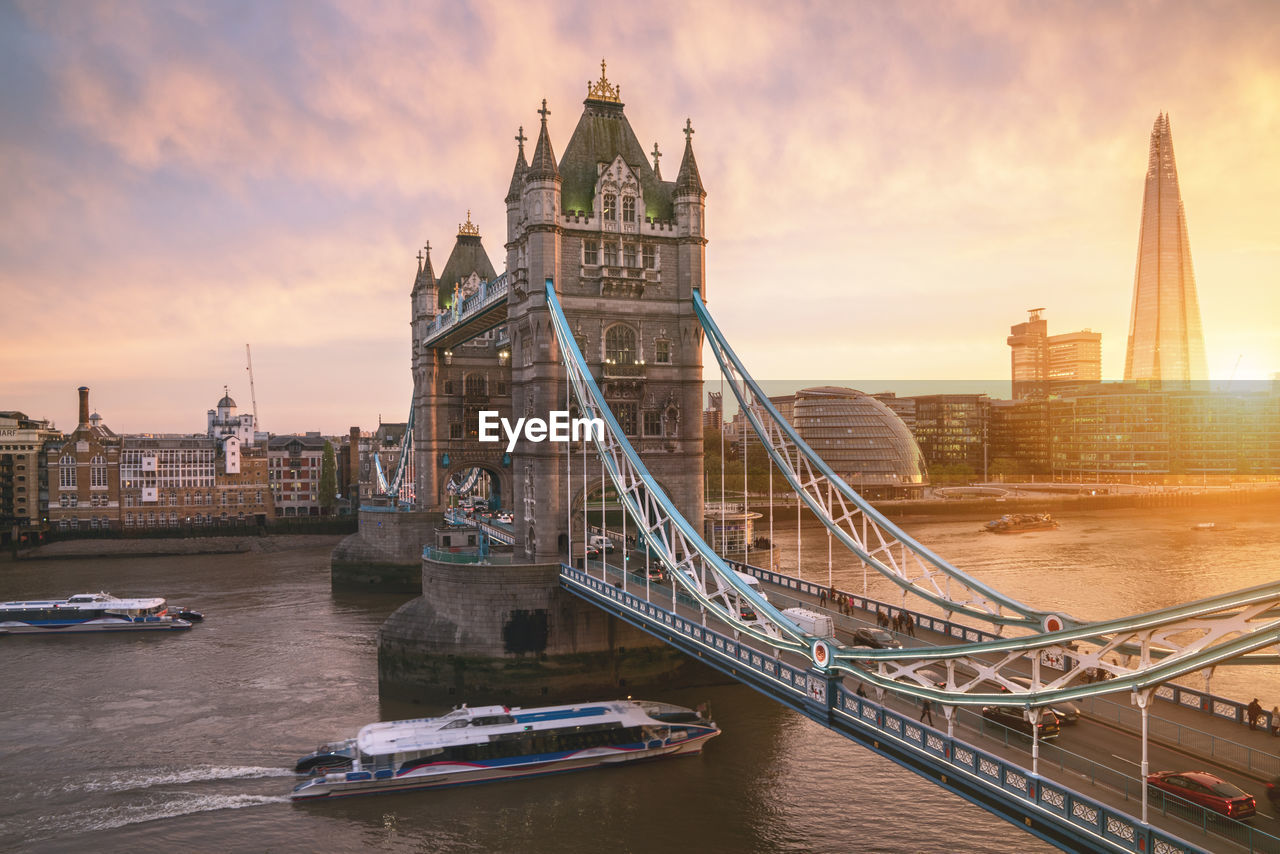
[2,1,1279,434]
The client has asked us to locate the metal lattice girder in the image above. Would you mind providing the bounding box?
[830,578,1280,707]
[545,280,814,654]
[378,401,415,500]
[693,289,1067,633]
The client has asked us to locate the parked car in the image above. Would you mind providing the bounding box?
[981,706,1060,741]
[1003,676,1081,725]
[1146,771,1256,820]
[851,627,902,649]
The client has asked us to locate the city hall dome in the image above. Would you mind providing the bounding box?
[791,386,927,499]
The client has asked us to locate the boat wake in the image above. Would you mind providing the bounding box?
[58,791,290,836]
[69,765,294,794]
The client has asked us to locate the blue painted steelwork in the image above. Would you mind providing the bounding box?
[559,564,1205,854]
[373,402,415,505]
[693,289,1059,632]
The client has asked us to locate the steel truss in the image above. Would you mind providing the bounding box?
[693,289,1065,633]
[545,280,811,654]
[375,402,415,503]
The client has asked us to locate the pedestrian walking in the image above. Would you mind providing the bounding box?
[1247,697,1263,729]
[904,612,916,638]
[819,588,827,607]
[920,698,934,726]
[856,683,867,698]
[1271,705,1279,737]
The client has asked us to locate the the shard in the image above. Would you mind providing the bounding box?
[1123,113,1208,383]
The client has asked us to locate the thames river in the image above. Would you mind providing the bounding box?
[2,502,1277,853]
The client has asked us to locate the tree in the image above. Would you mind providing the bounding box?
[319,440,338,513]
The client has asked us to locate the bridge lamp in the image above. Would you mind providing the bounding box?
[444,350,453,365]
[498,349,510,365]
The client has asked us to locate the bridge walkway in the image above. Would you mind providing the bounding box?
[578,554,1280,853]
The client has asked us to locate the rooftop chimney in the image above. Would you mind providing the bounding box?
[78,386,90,429]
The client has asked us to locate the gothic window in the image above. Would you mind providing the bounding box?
[655,339,671,364]
[643,410,662,436]
[603,243,618,266]
[464,373,486,398]
[623,244,637,267]
[90,455,108,489]
[603,193,616,221]
[643,245,656,269]
[59,454,76,489]
[612,402,638,436]
[584,240,599,265]
[605,324,637,364]
[622,196,636,223]
[444,380,455,395]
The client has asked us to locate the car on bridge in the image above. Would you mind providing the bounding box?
[1146,771,1256,820]
[1002,676,1081,725]
[849,627,902,649]
[980,706,1060,741]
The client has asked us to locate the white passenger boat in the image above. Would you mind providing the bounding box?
[0,592,194,633]
[290,699,719,800]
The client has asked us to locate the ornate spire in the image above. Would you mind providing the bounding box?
[412,240,435,294]
[586,58,621,103]
[675,118,705,196]
[525,99,560,181]
[458,210,480,237]
[651,141,662,180]
[506,126,528,203]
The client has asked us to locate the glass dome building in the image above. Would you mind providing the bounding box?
[791,387,927,499]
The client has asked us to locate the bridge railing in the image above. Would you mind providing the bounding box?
[732,559,1280,740]
[561,562,1204,854]
[421,273,509,344]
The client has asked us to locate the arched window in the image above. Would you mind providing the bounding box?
[605,324,637,364]
[464,373,486,398]
[59,455,76,489]
[622,196,636,223]
[603,193,616,221]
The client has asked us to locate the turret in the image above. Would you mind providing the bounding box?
[505,126,529,276]
[673,118,707,300]
[523,99,562,294]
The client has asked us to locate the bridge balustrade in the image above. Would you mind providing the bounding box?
[560,562,1207,854]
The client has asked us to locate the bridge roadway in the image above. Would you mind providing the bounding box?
[571,551,1280,854]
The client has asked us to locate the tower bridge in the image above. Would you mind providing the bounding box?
[353,66,1280,853]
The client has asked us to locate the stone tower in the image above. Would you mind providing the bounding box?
[1123,113,1208,383]
[503,62,707,560]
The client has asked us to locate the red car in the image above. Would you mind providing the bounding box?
[1146,771,1256,820]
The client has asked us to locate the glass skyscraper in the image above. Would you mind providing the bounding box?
[1124,113,1208,383]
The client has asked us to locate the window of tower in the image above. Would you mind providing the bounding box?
[611,402,638,436]
[584,240,599,265]
[623,244,637,267]
[643,245,656,269]
[643,410,662,436]
[603,243,618,266]
[464,373,486,398]
[622,196,635,223]
[603,193,616,221]
[655,339,671,364]
[605,324,637,365]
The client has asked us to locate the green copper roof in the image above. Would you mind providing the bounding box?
[558,99,674,221]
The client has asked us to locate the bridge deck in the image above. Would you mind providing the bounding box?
[568,554,1280,854]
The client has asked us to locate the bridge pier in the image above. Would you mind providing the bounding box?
[377,556,726,705]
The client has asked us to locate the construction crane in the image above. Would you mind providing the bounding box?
[245,344,260,427]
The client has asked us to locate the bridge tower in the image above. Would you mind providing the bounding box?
[504,62,707,560]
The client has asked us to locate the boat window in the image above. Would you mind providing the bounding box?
[441,719,470,729]
[472,715,515,726]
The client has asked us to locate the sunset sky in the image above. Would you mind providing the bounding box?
[2,1,1278,435]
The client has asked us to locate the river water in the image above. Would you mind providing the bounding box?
[1,502,1276,853]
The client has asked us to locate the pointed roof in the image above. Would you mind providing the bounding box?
[675,118,705,197]
[412,242,436,295]
[505,126,529,202]
[526,99,560,182]
[557,93,674,218]
[435,224,497,310]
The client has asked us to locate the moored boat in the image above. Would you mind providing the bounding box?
[983,513,1059,534]
[290,699,719,800]
[0,592,194,633]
